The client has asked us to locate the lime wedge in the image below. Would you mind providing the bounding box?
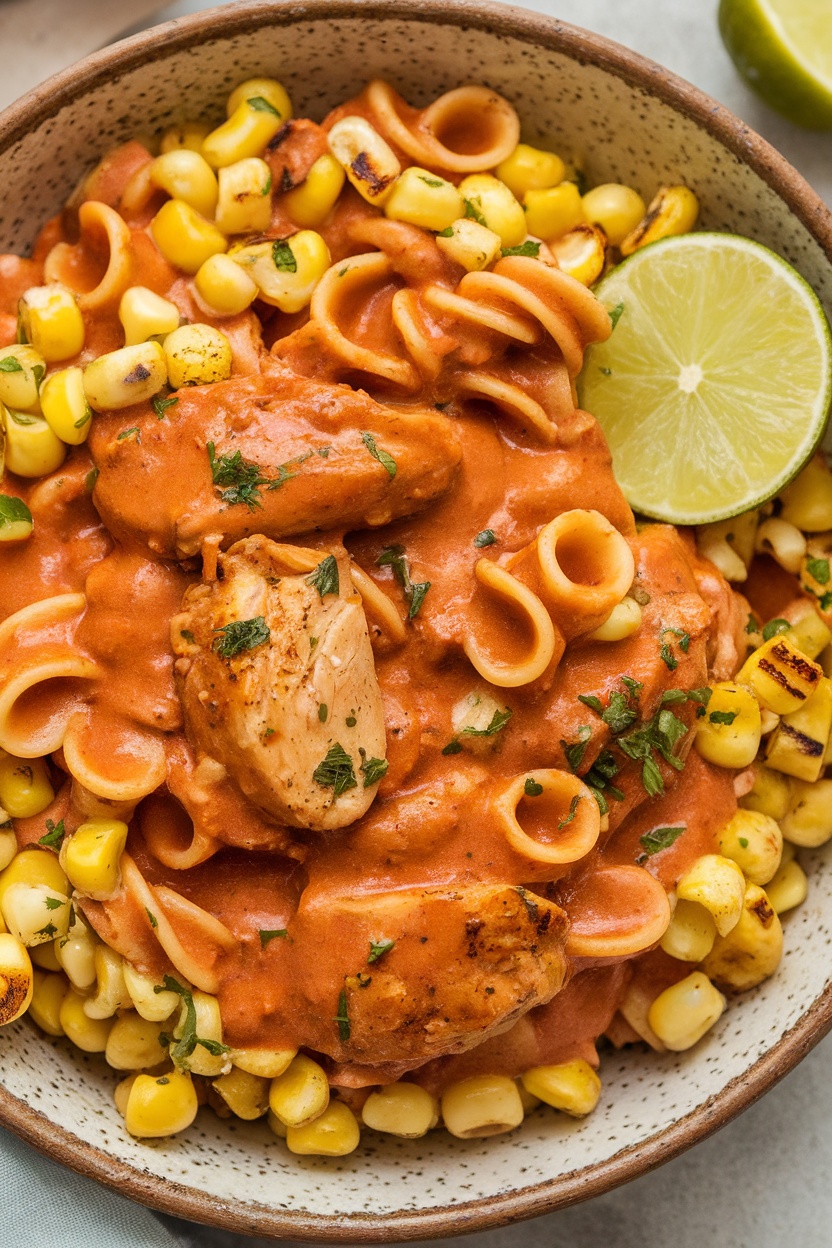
[578,233,832,525]
[719,0,832,130]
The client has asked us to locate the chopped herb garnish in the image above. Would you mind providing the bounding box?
[272,238,297,271]
[709,709,738,725]
[335,986,350,1041]
[376,544,430,619]
[360,754,388,787]
[262,173,273,196]
[664,627,691,653]
[418,174,444,187]
[442,739,463,755]
[207,442,271,510]
[762,618,791,641]
[609,301,625,329]
[739,837,749,849]
[0,355,23,373]
[524,778,543,797]
[44,896,64,911]
[74,404,92,429]
[807,557,830,585]
[154,975,230,1066]
[660,643,678,671]
[558,794,581,829]
[621,675,644,698]
[212,615,270,658]
[638,824,685,858]
[745,613,759,635]
[152,393,178,419]
[117,426,140,442]
[145,907,158,929]
[313,743,357,798]
[318,703,328,722]
[461,708,512,738]
[35,923,58,938]
[578,680,639,734]
[561,725,592,773]
[361,430,397,478]
[474,529,497,548]
[38,818,64,850]
[248,95,281,116]
[180,629,195,644]
[368,938,395,964]
[0,494,32,531]
[259,929,288,948]
[306,553,339,599]
[501,241,541,258]
[436,226,454,238]
[32,364,45,387]
[408,581,431,618]
[345,715,356,727]
[463,197,487,226]
[617,708,689,796]
[85,468,99,493]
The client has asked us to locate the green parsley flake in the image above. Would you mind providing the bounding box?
[524,778,543,797]
[38,818,65,850]
[117,426,140,443]
[442,739,463,755]
[561,725,592,773]
[145,907,158,929]
[259,929,288,948]
[709,709,739,725]
[376,544,430,619]
[154,975,231,1067]
[609,301,625,329]
[360,754,388,787]
[313,743,357,798]
[807,557,830,585]
[0,356,23,373]
[361,431,397,478]
[461,708,512,737]
[44,896,64,911]
[368,938,395,964]
[474,529,497,548]
[501,241,540,258]
[638,824,686,857]
[463,198,487,226]
[318,703,328,722]
[762,618,791,641]
[306,554,339,598]
[272,238,297,271]
[213,616,270,658]
[248,95,281,117]
[152,393,178,419]
[558,794,582,829]
[418,174,444,187]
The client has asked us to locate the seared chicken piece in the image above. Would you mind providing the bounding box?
[173,536,387,831]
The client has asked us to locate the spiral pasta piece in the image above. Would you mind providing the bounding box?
[493,769,601,866]
[463,559,562,687]
[44,201,133,311]
[365,81,520,173]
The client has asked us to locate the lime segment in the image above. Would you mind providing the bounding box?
[578,233,832,525]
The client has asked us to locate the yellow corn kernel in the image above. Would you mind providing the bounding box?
[585,595,643,642]
[0,931,33,1024]
[124,1069,198,1138]
[521,1059,601,1116]
[384,167,465,232]
[83,944,130,1019]
[1,883,70,947]
[441,1074,524,1138]
[0,827,16,873]
[173,989,225,1077]
[113,1073,137,1117]
[193,253,257,318]
[54,909,97,990]
[740,766,793,819]
[676,853,746,937]
[212,1067,270,1120]
[160,121,212,155]
[0,345,46,413]
[549,223,607,286]
[458,174,525,248]
[226,77,292,123]
[647,971,725,1051]
[268,1053,329,1127]
[361,1082,439,1138]
[83,342,167,412]
[718,808,782,886]
[434,217,502,272]
[118,286,181,347]
[694,682,761,769]
[3,407,66,478]
[780,777,832,846]
[327,116,401,205]
[28,967,67,1034]
[231,1046,296,1079]
[659,897,717,962]
[163,323,233,388]
[283,154,345,228]
[203,98,285,169]
[286,1101,360,1156]
[0,755,54,818]
[581,183,646,247]
[523,182,585,241]
[105,1010,167,1071]
[122,962,179,1022]
[620,184,699,255]
[778,605,832,663]
[233,232,330,314]
[267,1109,288,1139]
[702,882,783,991]
[0,495,33,543]
[766,675,832,782]
[754,517,806,575]
[18,285,84,362]
[39,367,92,445]
[780,456,832,532]
[149,149,218,219]
[737,634,823,716]
[151,199,227,275]
[516,1079,540,1112]
[781,838,796,865]
[215,157,273,235]
[496,143,565,199]
[30,939,61,972]
[60,986,113,1051]
[0,848,68,913]
[765,857,808,914]
[60,817,128,900]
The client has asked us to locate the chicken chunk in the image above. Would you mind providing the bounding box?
[173,536,387,831]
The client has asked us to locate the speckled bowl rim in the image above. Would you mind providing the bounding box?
[1,0,832,1240]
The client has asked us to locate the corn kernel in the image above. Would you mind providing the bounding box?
[780,456,832,532]
[163,323,233,388]
[740,766,793,819]
[384,167,464,232]
[458,174,525,248]
[60,817,128,900]
[0,848,68,914]
[0,931,33,1024]
[0,828,16,873]
[737,634,823,716]
[647,971,725,1050]
[780,777,832,846]
[1,882,70,947]
[441,1074,524,1138]
[215,157,273,235]
[581,183,646,247]
[362,1082,439,1138]
[694,682,761,769]
[766,675,832,782]
[548,223,607,286]
[83,342,166,412]
[83,944,130,1019]
[194,254,258,317]
[54,909,97,989]
[203,98,285,169]
[160,121,212,154]
[516,1079,540,1112]
[39,367,93,445]
[620,185,699,255]
[105,1010,167,1071]
[30,939,61,971]
[0,755,54,818]
[283,154,345,228]
[523,182,585,241]
[754,517,806,574]
[122,962,179,1022]
[702,883,783,991]
[0,345,46,413]
[233,232,330,314]
[521,1059,601,1116]
[124,1069,198,1138]
[269,1053,329,1127]
[60,986,113,1051]
[496,144,565,199]
[172,989,225,1077]
[718,808,782,885]
[18,285,84,362]
[586,596,642,642]
[151,199,227,275]
[676,853,746,936]
[113,1073,137,1116]
[434,217,502,272]
[286,1101,360,1156]
[28,967,66,1034]
[118,286,181,347]
[696,517,750,582]
[766,857,808,914]
[212,1067,270,1119]
[327,116,401,205]
[149,149,219,219]
[267,1109,288,1139]
[659,898,717,962]
[231,1046,296,1079]
[226,78,292,123]
[3,407,66,478]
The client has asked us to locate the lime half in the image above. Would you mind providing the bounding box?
[719,0,832,130]
[578,232,832,525]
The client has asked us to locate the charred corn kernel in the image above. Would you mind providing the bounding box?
[286,1101,360,1156]
[39,367,92,445]
[434,217,502,272]
[212,1067,270,1120]
[523,182,585,242]
[194,253,258,316]
[0,345,46,413]
[118,287,181,347]
[0,932,32,1024]
[149,150,218,218]
[29,967,66,1034]
[0,756,54,818]
[740,765,794,820]
[1,883,69,946]
[61,817,128,901]
[215,157,273,235]
[174,989,226,1077]
[2,408,65,478]
[441,1074,524,1138]
[586,596,642,642]
[233,232,330,314]
[60,986,113,1051]
[327,116,401,205]
[718,809,783,885]
[283,154,345,227]
[384,167,464,232]
[361,1082,439,1138]
[754,517,806,574]
[0,848,68,913]
[695,682,761,769]
[695,518,749,582]
[780,777,832,847]
[676,854,746,937]
[268,1053,329,1127]
[125,1069,198,1138]
[738,634,823,716]
[150,199,227,275]
[84,944,130,1019]
[766,675,832,782]
[163,323,232,388]
[231,1046,296,1079]
[781,605,832,661]
[581,183,646,247]
[226,77,292,122]
[496,143,565,199]
[30,940,61,971]
[54,910,97,990]
[660,898,717,962]
[123,962,179,1022]
[160,121,212,154]
[0,828,16,873]
[549,223,606,285]
[83,342,166,412]
[203,98,284,169]
[105,1010,167,1071]
[620,184,699,256]
[647,972,726,1051]
[458,174,525,248]
[521,1059,601,1116]
[766,857,808,914]
[18,285,84,362]
[780,456,832,531]
[702,882,783,991]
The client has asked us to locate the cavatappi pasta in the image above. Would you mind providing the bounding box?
[0,75,826,1156]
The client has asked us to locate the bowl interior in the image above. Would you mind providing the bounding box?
[1,2,832,1239]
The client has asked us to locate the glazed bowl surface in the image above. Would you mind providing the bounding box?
[1,0,832,1240]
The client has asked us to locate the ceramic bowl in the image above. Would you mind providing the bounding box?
[1,0,831,1239]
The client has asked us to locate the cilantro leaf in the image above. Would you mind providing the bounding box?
[272,238,297,271]
[306,554,340,599]
[558,794,581,829]
[359,754,388,787]
[213,616,270,658]
[361,431,397,478]
[368,938,395,964]
[461,708,512,737]
[313,743,357,798]
[154,975,230,1066]
[638,824,685,857]
[474,529,497,548]
[259,929,288,947]
[248,95,282,117]
[762,618,790,641]
[38,818,64,850]
[524,778,543,797]
[501,241,540,258]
